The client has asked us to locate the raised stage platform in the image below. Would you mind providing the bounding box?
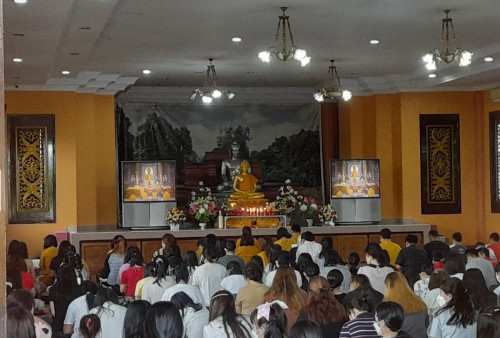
[68,220,431,281]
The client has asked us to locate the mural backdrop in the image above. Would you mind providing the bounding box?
[116,103,323,205]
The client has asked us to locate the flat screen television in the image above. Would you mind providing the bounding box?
[330,159,380,199]
[121,161,176,202]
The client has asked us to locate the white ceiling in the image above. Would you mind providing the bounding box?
[4,0,500,96]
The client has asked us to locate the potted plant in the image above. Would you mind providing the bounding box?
[189,181,216,228]
[275,179,304,225]
[166,207,186,230]
[318,204,338,226]
[299,197,320,226]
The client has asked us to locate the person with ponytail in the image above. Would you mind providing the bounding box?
[339,286,380,337]
[299,276,348,338]
[88,287,127,338]
[171,291,209,337]
[357,243,394,294]
[141,255,175,304]
[203,290,252,338]
[251,302,288,338]
[79,314,101,338]
[429,277,477,338]
[99,235,127,286]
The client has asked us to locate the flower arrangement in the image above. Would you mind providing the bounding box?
[318,204,338,224]
[275,179,303,214]
[299,196,321,218]
[166,207,186,224]
[189,181,216,223]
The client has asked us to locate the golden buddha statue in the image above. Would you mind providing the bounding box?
[228,160,266,202]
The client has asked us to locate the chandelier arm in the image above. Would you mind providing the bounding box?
[285,16,295,48]
[274,18,282,45]
[210,65,218,88]
[333,66,342,88]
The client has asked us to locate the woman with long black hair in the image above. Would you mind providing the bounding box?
[429,277,477,338]
[203,290,252,338]
[171,291,209,337]
[87,287,127,338]
[141,255,175,304]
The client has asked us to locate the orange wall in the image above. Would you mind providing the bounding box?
[340,90,500,245]
[5,92,116,257]
[6,89,500,255]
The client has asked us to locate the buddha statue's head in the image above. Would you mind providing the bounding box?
[230,142,240,158]
[240,160,250,173]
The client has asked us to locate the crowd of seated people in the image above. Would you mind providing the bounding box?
[5,227,500,338]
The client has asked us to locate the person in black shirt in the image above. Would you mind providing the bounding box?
[395,235,428,289]
[423,230,450,261]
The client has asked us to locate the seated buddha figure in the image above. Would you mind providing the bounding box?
[228,160,266,202]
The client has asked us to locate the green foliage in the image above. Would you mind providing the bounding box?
[133,112,198,166]
[251,129,321,188]
[216,125,251,158]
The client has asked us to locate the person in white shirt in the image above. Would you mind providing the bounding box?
[295,231,322,265]
[161,265,204,305]
[141,256,175,304]
[191,246,227,307]
[203,290,252,338]
[88,287,127,338]
[63,281,98,338]
[357,243,394,295]
[465,249,497,289]
[171,291,209,338]
[220,261,247,297]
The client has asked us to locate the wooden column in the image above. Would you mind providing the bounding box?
[321,102,339,204]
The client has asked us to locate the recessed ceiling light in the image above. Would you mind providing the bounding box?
[485,57,494,62]
[61,70,70,75]
[14,0,27,4]
[232,36,242,43]
[370,39,380,45]
[428,73,436,78]
[142,69,151,75]
[13,58,23,63]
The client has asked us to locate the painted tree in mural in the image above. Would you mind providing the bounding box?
[252,129,321,187]
[216,125,251,159]
[134,112,198,165]
[115,105,135,160]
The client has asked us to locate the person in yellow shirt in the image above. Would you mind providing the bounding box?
[379,228,401,265]
[257,237,272,267]
[290,224,302,247]
[39,235,59,285]
[236,234,261,264]
[274,227,293,251]
[236,226,260,250]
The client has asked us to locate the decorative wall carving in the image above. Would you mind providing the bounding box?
[8,115,56,223]
[420,114,461,214]
[489,111,500,212]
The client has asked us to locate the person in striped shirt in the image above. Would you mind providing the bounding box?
[340,287,380,337]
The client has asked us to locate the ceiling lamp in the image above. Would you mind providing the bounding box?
[422,10,472,71]
[258,7,310,67]
[190,58,235,104]
[313,60,352,102]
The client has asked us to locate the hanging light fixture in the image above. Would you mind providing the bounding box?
[190,58,235,104]
[258,7,311,67]
[422,10,472,71]
[313,60,352,102]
